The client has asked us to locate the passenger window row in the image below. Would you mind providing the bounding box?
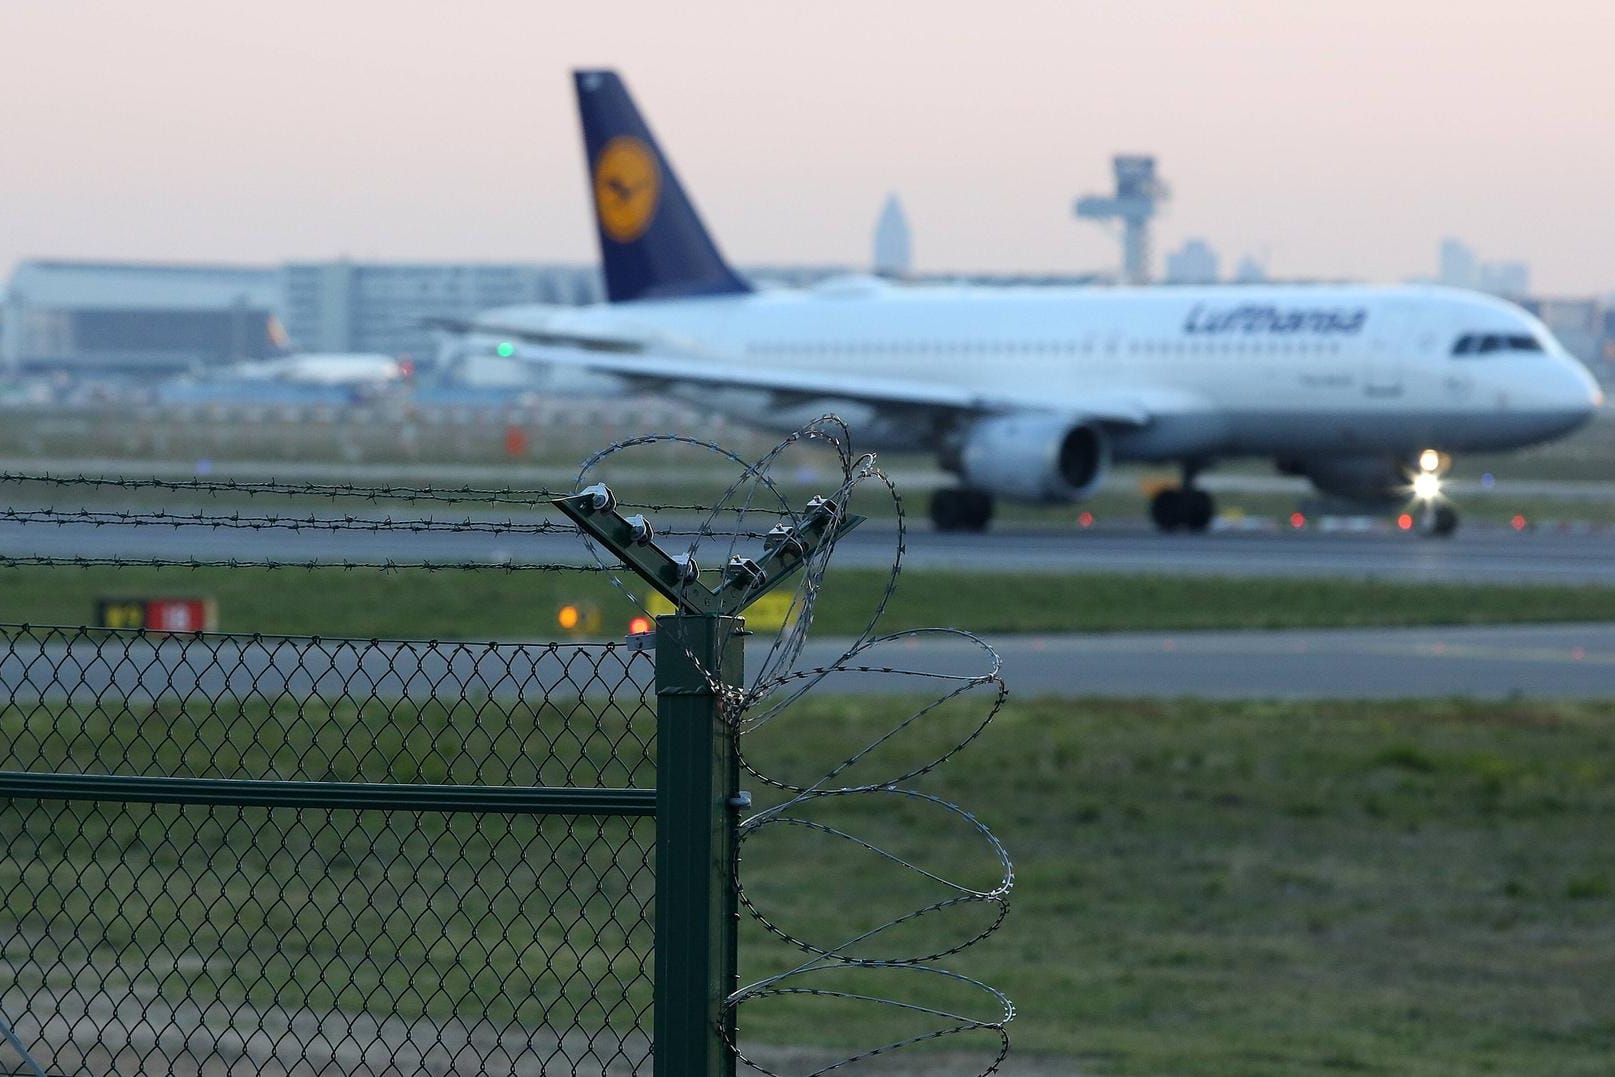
[746,339,1346,357]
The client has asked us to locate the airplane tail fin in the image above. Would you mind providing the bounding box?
[573,69,751,304]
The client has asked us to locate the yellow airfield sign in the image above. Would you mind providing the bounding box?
[642,589,796,631]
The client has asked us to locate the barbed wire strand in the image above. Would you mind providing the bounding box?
[0,555,606,573]
[0,470,793,514]
[0,506,769,539]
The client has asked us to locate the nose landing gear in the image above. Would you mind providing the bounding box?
[1416,503,1459,537]
[930,487,995,532]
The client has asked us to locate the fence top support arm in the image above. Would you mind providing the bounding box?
[550,485,864,618]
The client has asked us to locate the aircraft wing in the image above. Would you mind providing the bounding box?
[471,322,1155,425]
[425,316,644,354]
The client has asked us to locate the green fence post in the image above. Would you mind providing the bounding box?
[654,612,742,1077]
[550,482,861,1076]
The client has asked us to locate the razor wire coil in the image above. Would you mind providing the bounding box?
[577,418,1014,1076]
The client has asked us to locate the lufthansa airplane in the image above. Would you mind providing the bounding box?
[462,69,1603,535]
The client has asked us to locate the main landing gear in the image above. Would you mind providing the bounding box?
[1149,487,1214,532]
[930,487,994,532]
[1150,464,1215,533]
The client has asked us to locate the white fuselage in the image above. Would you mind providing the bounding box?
[226,353,407,386]
[482,279,1601,468]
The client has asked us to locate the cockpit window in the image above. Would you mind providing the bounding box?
[1452,333,1544,356]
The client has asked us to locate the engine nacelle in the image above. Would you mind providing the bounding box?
[1278,455,1411,504]
[956,416,1110,503]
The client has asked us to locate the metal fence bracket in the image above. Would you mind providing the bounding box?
[552,484,863,1076]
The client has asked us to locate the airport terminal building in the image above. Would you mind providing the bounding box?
[0,260,602,379]
[0,262,282,376]
[280,262,602,361]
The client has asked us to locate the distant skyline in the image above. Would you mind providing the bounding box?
[3,1,1612,293]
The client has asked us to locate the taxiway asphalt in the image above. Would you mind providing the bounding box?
[0,512,1609,585]
[5,622,1610,702]
[794,621,1615,699]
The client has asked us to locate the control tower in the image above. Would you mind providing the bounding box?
[1074,155,1168,285]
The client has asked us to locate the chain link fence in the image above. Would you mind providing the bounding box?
[0,423,1014,1076]
[0,624,658,1076]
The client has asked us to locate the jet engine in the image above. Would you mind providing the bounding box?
[955,415,1110,502]
[1278,455,1411,504]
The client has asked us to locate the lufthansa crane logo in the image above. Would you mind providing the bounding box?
[593,136,660,243]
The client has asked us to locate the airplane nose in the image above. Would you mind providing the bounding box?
[1553,353,1603,429]
[1570,357,1603,409]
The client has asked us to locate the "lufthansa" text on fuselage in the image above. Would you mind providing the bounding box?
[1182,304,1368,336]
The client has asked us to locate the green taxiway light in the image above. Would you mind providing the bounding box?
[496,341,515,358]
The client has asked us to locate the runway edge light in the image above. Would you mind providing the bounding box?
[556,602,603,635]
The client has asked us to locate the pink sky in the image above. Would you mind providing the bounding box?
[3,1,1612,293]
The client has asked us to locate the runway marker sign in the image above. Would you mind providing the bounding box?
[95,597,217,633]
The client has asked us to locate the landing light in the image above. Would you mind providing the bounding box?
[1418,449,1441,473]
[1411,471,1442,501]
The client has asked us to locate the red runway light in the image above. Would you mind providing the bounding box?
[1077,511,1094,528]
[628,616,652,635]
[1288,512,1306,529]
[1397,513,1414,531]
[1511,514,1528,531]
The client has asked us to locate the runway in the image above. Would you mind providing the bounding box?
[0,511,1611,585]
[870,521,1615,584]
[796,622,1615,699]
[5,622,1611,703]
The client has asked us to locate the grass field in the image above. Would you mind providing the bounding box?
[0,690,659,1070]
[737,696,1615,1075]
[4,564,1614,639]
[5,692,1613,1075]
